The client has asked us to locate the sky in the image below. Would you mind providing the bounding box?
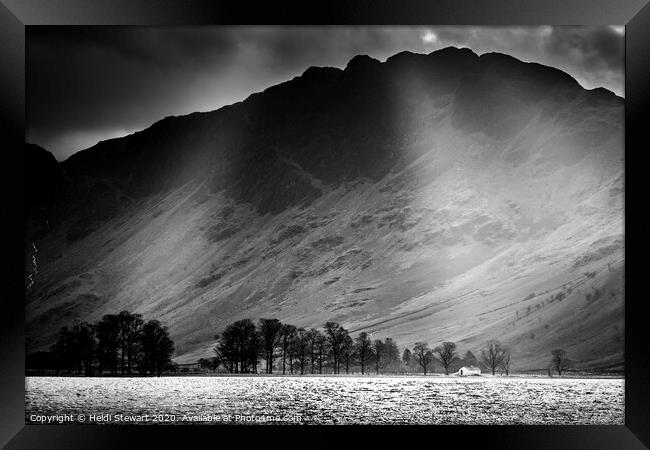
[27,26,625,161]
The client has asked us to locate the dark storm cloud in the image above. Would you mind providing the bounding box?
[27,26,623,161]
[544,27,624,75]
[421,26,624,96]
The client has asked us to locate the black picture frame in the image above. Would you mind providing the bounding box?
[2,1,648,448]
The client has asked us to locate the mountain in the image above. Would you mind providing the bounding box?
[25,143,65,213]
[25,47,624,371]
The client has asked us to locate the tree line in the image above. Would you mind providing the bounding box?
[201,318,536,376]
[26,313,574,377]
[26,310,175,376]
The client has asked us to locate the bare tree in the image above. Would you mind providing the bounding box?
[402,348,412,367]
[305,328,322,374]
[551,349,570,376]
[97,314,120,374]
[140,320,174,376]
[481,340,506,375]
[51,322,97,376]
[355,332,372,375]
[291,328,310,375]
[214,319,258,373]
[373,339,384,375]
[248,328,263,373]
[280,324,296,374]
[117,310,144,374]
[324,322,348,374]
[434,341,457,375]
[341,335,354,374]
[402,348,420,373]
[413,342,434,375]
[259,318,283,373]
[499,350,512,376]
[383,338,400,373]
[315,333,328,374]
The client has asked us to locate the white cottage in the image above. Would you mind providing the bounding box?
[456,365,481,376]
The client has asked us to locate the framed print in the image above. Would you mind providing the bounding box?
[1,0,648,448]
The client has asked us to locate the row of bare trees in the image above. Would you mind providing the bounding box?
[210,320,386,374]
[27,314,572,377]
[404,340,513,375]
[26,311,175,376]
[207,319,524,376]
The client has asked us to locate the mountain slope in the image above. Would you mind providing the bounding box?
[25,47,624,371]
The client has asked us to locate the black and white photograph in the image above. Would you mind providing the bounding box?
[24,25,625,426]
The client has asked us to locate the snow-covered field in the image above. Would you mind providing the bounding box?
[25,376,623,425]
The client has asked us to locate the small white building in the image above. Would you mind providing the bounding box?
[457,365,481,376]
